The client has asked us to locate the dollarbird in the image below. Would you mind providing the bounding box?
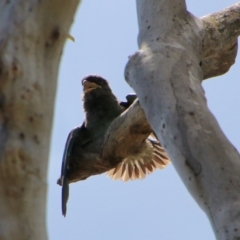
[58,75,170,216]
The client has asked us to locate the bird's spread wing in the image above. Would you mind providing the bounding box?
[106,139,170,181]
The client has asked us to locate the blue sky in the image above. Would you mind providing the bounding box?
[47,1,239,239]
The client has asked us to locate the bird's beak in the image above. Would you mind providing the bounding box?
[83,80,102,93]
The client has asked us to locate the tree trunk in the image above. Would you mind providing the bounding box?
[125,1,240,239]
[0,1,80,239]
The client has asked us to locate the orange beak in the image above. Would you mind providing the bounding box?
[82,80,102,93]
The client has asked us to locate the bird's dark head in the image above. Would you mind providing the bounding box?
[82,75,119,115]
[81,75,122,123]
[82,75,112,95]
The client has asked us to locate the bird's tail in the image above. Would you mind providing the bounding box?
[106,139,170,181]
[62,177,69,217]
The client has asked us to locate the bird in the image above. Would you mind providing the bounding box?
[58,75,170,216]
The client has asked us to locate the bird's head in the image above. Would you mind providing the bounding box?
[82,75,112,95]
[81,75,119,114]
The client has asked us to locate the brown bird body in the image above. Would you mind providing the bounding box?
[58,75,170,216]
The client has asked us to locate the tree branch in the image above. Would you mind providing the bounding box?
[201,2,240,79]
[102,100,151,160]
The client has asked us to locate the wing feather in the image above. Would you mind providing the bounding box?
[106,138,170,181]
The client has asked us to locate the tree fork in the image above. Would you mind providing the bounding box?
[124,1,240,239]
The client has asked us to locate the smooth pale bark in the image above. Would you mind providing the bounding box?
[123,0,240,239]
[0,1,80,239]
